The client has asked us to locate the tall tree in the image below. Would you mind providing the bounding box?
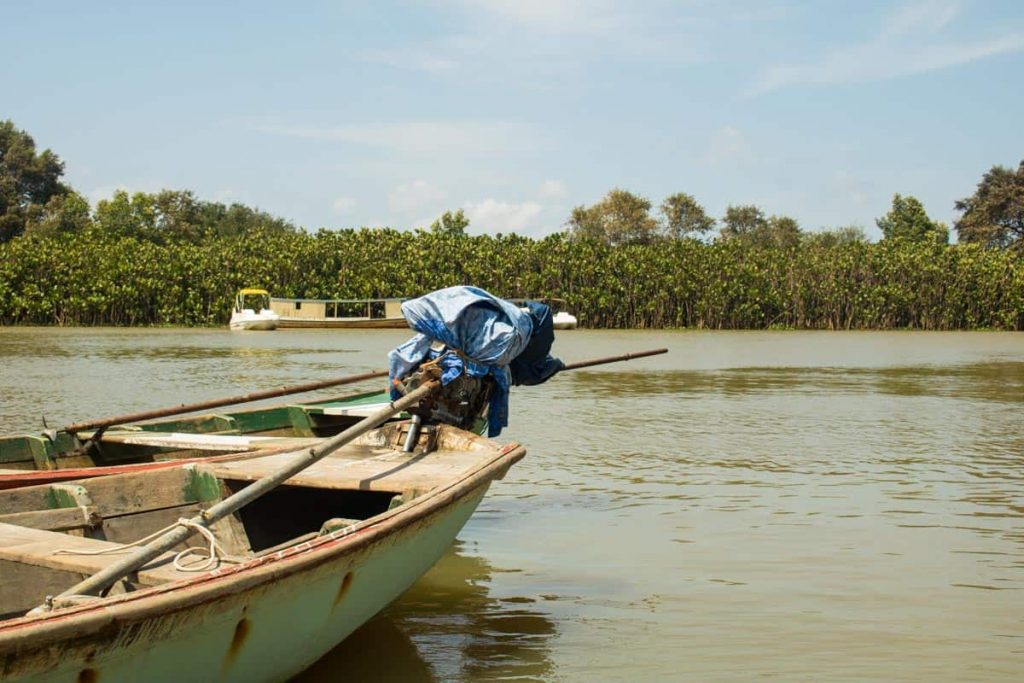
[803,225,868,247]
[568,189,658,245]
[763,215,802,248]
[719,204,767,241]
[659,192,714,239]
[429,209,470,237]
[876,193,948,243]
[94,190,157,239]
[719,205,802,247]
[0,120,71,242]
[954,161,1024,250]
[23,192,92,237]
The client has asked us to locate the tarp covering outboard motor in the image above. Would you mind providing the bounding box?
[388,286,564,437]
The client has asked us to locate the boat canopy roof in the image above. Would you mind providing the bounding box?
[238,288,270,295]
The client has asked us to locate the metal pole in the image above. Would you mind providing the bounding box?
[63,370,389,434]
[46,380,439,606]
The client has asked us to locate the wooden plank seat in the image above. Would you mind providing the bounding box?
[97,430,323,453]
[0,521,244,618]
[207,427,498,495]
[0,522,234,586]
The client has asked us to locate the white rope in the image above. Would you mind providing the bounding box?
[53,518,224,573]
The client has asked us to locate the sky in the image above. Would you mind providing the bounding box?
[2,0,1023,239]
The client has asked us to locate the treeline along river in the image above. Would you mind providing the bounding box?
[1,230,1021,329]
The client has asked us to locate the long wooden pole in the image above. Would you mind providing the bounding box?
[63,370,389,434]
[562,347,667,371]
[45,380,439,606]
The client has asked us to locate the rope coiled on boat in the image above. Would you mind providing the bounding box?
[53,518,225,572]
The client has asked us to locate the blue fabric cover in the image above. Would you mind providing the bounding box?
[388,286,533,436]
[509,301,566,386]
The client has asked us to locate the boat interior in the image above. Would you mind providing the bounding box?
[0,422,507,621]
[0,390,394,472]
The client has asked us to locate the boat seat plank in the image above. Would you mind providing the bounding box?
[208,442,490,493]
[98,431,323,453]
[0,522,230,586]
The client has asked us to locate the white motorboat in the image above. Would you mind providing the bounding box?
[229,288,280,331]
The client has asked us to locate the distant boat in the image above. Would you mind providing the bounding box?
[509,297,578,330]
[269,297,408,329]
[229,288,280,331]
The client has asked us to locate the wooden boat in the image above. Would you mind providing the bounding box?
[0,388,402,488]
[229,289,280,331]
[0,420,524,682]
[269,297,408,329]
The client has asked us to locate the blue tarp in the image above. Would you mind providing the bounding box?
[509,301,566,386]
[388,286,534,436]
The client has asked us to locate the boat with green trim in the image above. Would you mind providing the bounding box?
[0,388,403,488]
[0,419,524,682]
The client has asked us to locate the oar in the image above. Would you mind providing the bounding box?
[42,379,440,608]
[561,348,667,371]
[62,370,389,435]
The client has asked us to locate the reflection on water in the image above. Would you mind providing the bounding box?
[296,541,556,682]
[2,328,1024,681]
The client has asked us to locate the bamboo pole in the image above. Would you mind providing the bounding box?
[562,348,667,371]
[63,370,389,434]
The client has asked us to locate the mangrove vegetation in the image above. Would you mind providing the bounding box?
[1,119,1022,330]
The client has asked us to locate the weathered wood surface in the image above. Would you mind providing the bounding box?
[97,431,323,453]
[0,522,222,586]
[208,440,492,494]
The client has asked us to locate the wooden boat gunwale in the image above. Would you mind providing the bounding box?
[0,387,398,485]
[0,429,525,653]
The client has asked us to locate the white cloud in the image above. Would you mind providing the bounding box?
[463,198,543,232]
[539,179,567,198]
[748,1,1024,95]
[252,120,542,157]
[437,0,707,67]
[389,180,447,215]
[705,126,753,165]
[456,0,615,33]
[332,196,357,214]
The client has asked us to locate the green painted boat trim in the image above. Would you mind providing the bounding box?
[0,389,395,470]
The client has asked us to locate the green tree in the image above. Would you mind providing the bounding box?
[92,189,295,242]
[94,190,157,239]
[720,206,802,248]
[659,192,714,239]
[954,161,1024,251]
[763,215,802,248]
[23,192,92,237]
[568,189,658,245]
[804,225,869,248]
[876,193,948,243]
[0,120,71,242]
[719,204,767,241]
[429,209,470,237]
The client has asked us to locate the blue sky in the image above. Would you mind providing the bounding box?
[3,0,1022,239]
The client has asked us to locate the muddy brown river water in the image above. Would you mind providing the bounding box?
[1,328,1022,682]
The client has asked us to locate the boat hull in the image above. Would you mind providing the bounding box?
[552,312,578,330]
[229,319,279,331]
[228,312,280,331]
[276,317,408,329]
[0,479,495,683]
